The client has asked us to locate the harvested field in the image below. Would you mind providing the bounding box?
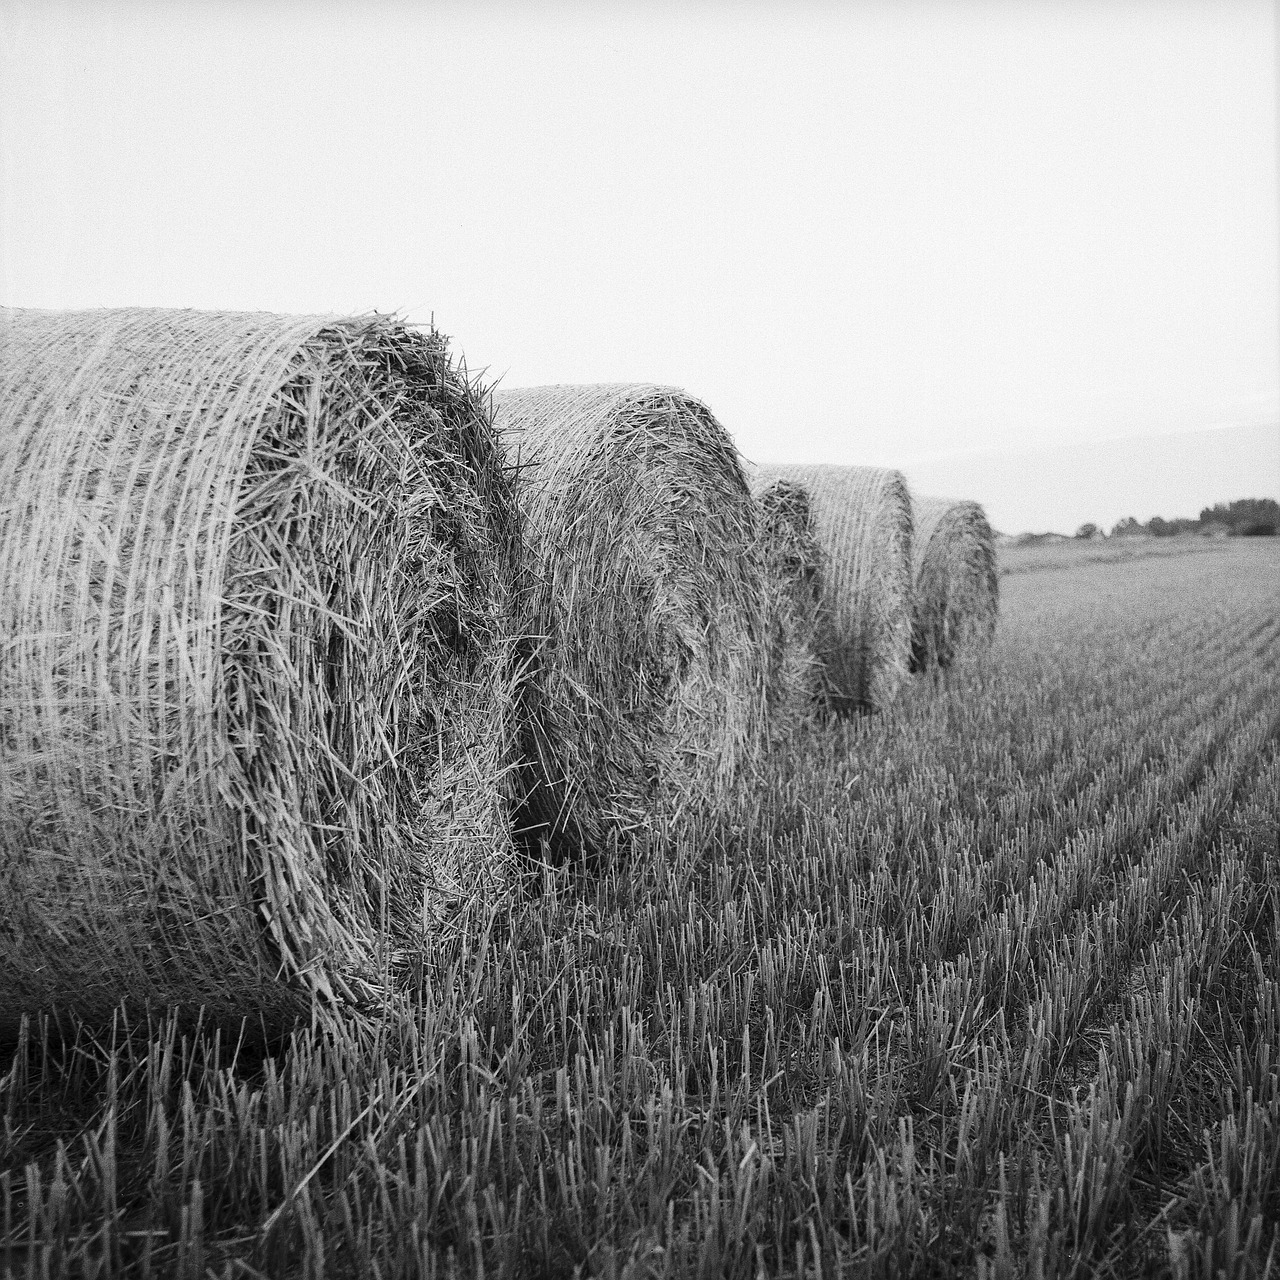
[493,384,769,857]
[752,463,913,713]
[0,307,523,1034]
[909,495,999,671]
[4,538,1276,1277]
[999,532,1235,576]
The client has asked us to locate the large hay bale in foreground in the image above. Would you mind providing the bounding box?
[0,306,522,1034]
[910,496,999,671]
[752,464,913,713]
[493,384,770,855]
[745,469,825,733]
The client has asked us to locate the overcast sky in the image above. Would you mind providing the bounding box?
[2,0,1276,530]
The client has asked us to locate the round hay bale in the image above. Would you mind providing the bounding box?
[492,384,770,856]
[751,464,913,713]
[744,468,825,733]
[910,495,999,671]
[0,306,523,1035]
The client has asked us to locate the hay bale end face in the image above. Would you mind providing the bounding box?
[910,496,999,671]
[745,470,825,734]
[0,306,523,1034]
[752,463,913,714]
[493,384,770,856]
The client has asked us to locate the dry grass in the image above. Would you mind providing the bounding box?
[745,469,825,735]
[0,306,523,1036]
[493,384,770,858]
[909,495,999,671]
[752,463,913,713]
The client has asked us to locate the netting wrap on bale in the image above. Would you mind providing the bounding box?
[0,306,523,1035]
[910,496,999,671]
[752,464,913,713]
[493,384,770,856]
[744,468,825,734]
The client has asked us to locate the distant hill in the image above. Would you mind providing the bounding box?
[1002,531,1072,546]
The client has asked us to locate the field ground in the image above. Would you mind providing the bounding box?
[3,538,1279,1279]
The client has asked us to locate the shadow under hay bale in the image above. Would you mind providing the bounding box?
[909,495,999,672]
[493,384,770,860]
[745,470,825,736]
[0,306,524,1036]
[752,463,913,714]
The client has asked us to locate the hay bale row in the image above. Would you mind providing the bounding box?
[910,495,999,671]
[0,306,523,1034]
[751,463,915,713]
[493,384,770,857]
[0,306,999,1033]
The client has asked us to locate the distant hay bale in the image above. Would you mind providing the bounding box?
[0,306,523,1035]
[493,384,770,856]
[752,464,913,713]
[910,496,999,671]
[744,469,825,733]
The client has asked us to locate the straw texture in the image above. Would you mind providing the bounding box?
[745,469,825,733]
[752,464,913,713]
[910,495,999,671]
[493,384,770,855]
[0,306,523,1034]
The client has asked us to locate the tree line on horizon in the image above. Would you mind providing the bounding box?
[1073,497,1279,541]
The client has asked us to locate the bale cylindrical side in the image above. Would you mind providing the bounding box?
[752,463,913,713]
[910,496,999,671]
[0,306,523,1035]
[493,384,770,856]
[744,468,825,734]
